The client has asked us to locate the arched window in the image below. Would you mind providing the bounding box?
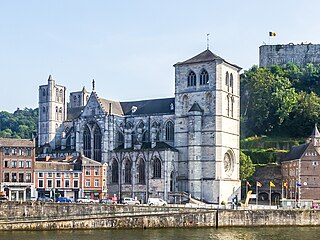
[200,69,209,85]
[225,72,229,86]
[42,106,46,113]
[55,106,58,120]
[59,107,62,121]
[93,125,102,162]
[73,96,77,106]
[42,88,46,97]
[153,158,161,178]
[56,89,59,101]
[112,160,119,183]
[137,159,145,184]
[187,71,196,87]
[124,160,132,184]
[165,121,174,141]
[230,73,233,88]
[83,125,91,158]
[59,89,63,102]
[78,95,81,106]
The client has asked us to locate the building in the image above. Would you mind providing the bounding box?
[0,138,35,201]
[259,43,320,68]
[34,155,107,200]
[282,125,320,200]
[37,49,242,204]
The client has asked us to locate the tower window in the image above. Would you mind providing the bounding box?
[200,69,209,85]
[165,121,174,141]
[225,72,229,86]
[187,71,196,87]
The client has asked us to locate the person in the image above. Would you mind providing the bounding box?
[235,195,238,210]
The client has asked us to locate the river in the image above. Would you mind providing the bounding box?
[1,227,320,240]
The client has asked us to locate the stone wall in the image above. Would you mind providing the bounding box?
[1,202,320,230]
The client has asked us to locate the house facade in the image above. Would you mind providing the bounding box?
[37,49,242,203]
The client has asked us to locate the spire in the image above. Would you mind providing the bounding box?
[310,123,320,138]
[207,33,210,50]
[48,75,53,81]
[92,79,95,92]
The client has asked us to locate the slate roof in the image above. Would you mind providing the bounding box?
[282,143,309,161]
[99,98,124,116]
[114,141,178,152]
[0,138,34,147]
[67,106,85,120]
[120,98,175,116]
[174,49,242,70]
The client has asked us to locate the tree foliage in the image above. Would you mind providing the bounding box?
[240,151,255,180]
[0,108,38,139]
[241,63,320,138]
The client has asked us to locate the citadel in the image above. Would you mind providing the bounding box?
[37,49,241,204]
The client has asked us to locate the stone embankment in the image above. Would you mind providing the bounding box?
[0,202,320,230]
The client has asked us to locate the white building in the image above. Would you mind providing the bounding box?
[38,49,241,203]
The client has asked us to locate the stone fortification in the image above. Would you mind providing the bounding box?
[259,43,320,68]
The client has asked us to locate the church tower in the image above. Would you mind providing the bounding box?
[38,75,66,149]
[174,49,241,203]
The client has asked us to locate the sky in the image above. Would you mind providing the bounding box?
[1,0,320,112]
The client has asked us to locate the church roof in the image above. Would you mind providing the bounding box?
[174,49,242,70]
[67,106,85,120]
[120,98,175,116]
[282,143,309,161]
[99,98,124,116]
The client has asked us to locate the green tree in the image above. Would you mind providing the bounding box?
[240,151,255,181]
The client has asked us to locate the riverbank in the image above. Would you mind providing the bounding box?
[0,202,319,230]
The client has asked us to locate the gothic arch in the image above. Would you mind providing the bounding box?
[83,124,91,158]
[200,69,209,85]
[225,72,229,87]
[165,120,174,141]
[137,158,146,184]
[123,158,132,184]
[153,157,162,179]
[187,70,196,87]
[111,159,119,183]
[93,124,102,162]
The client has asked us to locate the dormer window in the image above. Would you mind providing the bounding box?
[200,69,209,85]
[187,71,196,87]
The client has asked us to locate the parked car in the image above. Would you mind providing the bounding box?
[55,197,72,203]
[122,197,140,205]
[100,199,114,204]
[0,196,8,201]
[37,196,53,202]
[76,198,99,203]
[147,198,167,206]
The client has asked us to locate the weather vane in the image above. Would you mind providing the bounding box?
[92,79,95,91]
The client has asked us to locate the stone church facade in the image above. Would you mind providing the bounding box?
[38,49,241,203]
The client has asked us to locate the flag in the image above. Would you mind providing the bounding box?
[257,181,262,187]
[270,181,275,187]
[296,182,302,187]
[246,181,251,187]
[284,182,288,188]
[269,32,276,37]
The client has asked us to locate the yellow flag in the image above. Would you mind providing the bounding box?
[270,181,275,187]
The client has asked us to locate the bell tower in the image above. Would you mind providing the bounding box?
[174,49,241,203]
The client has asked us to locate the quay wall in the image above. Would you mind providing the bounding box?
[1,202,320,230]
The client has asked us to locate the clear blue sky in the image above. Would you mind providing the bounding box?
[1,0,319,112]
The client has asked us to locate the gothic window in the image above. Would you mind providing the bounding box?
[165,121,174,141]
[124,160,132,184]
[230,73,234,93]
[137,159,145,184]
[73,96,77,106]
[200,69,209,85]
[183,95,189,113]
[42,88,46,97]
[170,171,174,191]
[78,95,81,106]
[59,89,63,102]
[225,72,229,86]
[55,106,58,120]
[112,160,119,183]
[93,124,102,162]
[83,125,91,158]
[187,71,196,87]
[42,107,46,113]
[117,131,124,147]
[153,158,161,178]
[59,107,62,121]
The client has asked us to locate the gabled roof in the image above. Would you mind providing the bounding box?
[120,98,175,116]
[0,138,34,147]
[310,124,320,138]
[174,49,242,70]
[67,106,85,120]
[282,143,309,161]
[99,98,124,116]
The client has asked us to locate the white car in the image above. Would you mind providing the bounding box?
[122,197,140,205]
[76,198,99,203]
[147,198,167,206]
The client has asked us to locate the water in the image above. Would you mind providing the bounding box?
[1,227,320,240]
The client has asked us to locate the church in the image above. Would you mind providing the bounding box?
[38,49,241,204]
